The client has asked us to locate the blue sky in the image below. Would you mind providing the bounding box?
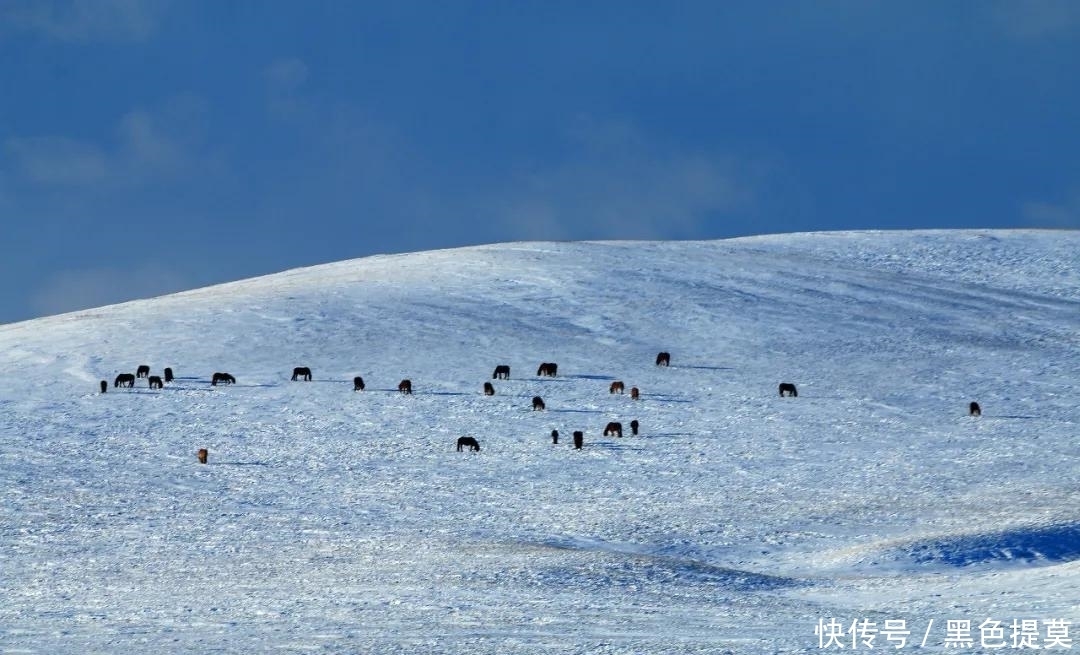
[2,1,1078,324]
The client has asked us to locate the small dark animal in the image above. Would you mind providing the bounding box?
[136,365,151,378]
[211,372,236,386]
[197,448,208,464]
[483,381,495,396]
[100,380,107,394]
[291,366,312,381]
[114,373,136,388]
[630,386,640,400]
[537,362,558,377]
[604,421,623,438]
[353,376,365,391]
[551,429,559,444]
[456,436,481,452]
[778,382,798,397]
[609,381,625,394]
[630,419,639,435]
[398,379,413,394]
[532,396,546,411]
[148,375,163,389]
[656,351,671,367]
[163,367,174,383]
[573,431,584,449]
[969,401,981,417]
[492,365,511,380]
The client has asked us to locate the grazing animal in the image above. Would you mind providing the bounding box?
[492,365,511,380]
[197,448,208,464]
[148,375,163,389]
[630,386,640,400]
[532,396,546,411]
[609,381,625,394]
[604,421,623,438]
[537,362,558,377]
[291,366,312,381]
[456,436,481,452]
[778,382,798,397]
[163,367,174,383]
[211,372,236,386]
[136,365,151,378]
[483,381,495,396]
[551,429,559,444]
[353,376,365,391]
[656,351,671,366]
[114,373,136,388]
[573,431,584,449]
[630,419,639,435]
[398,379,413,394]
[969,401,981,417]
[99,380,107,394]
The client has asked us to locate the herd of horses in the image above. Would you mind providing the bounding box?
[99,349,983,463]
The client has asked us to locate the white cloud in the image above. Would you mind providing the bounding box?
[0,0,169,42]
[5,136,109,185]
[30,264,191,318]
[264,58,310,118]
[990,0,1080,40]
[1022,195,1080,228]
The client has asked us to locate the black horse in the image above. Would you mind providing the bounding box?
[148,375,164,389]
[656,352,671,366]
[492,365,511,380]
[136,365,151,378]
[291,366,312,381]
[532,396,546,411]
[537,362,558,377]
[114,373,136,388]
[353,376,365,391]
[573,431,584,449]
[969,401,981,417]
[212,372,236,386]
[483,382,495,396]
[551,429,559,444]
[630,419,639,436]
[456,436,481,452]
[778,382,798,397]
[398,379,413,394]
[163,367,174,383]
[99,380,108,394]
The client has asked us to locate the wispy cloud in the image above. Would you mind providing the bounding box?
[30,264,192,318]
[4,96,211,188]
[264,57,310,118]
[486,118,759,240]
[1022,193,1080,228]
[990,0,1080,40]
[0,0,169,42]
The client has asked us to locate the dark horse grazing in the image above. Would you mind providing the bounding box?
[532,396,546,411]
[211,372,236,386]
[609,381,625,394]
[778,382,798,397]
[148,375,164,389]
[630,386,640,400]
[114,373,136,388]
[163,367,174,383]
[483,382,495,396]
[492,365,511,380]
[604,421,623,438]
[630,419,639,435]
[537,362,558,377]
[551,429,559,444]
[969,401,981,417]
[456,436,481,452]
[398,379,413,394]
[136,365,151,378]
[100,380,107,394]
[353,376,365,391]
[573,431,584,449]
[656,352,671,367]
[291,367,312,381]
[197,448,208,464]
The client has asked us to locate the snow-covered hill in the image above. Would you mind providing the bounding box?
[2,230,1078,653]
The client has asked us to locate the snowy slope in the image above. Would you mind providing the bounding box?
[1,230,1078,653]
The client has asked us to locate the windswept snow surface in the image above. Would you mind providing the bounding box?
[1,230,1078,653]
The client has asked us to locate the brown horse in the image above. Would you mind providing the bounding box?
[655,352,670,366]
[492,365,510,379]
[483,382,495,396]
[197,448,208,464]
[398,379,413,394]
[609,381,625,394]
[604,421,623,437]
[532,396,546,411]
[291,366,312,381]
[778,382,798,397]
[630,386,640,400]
